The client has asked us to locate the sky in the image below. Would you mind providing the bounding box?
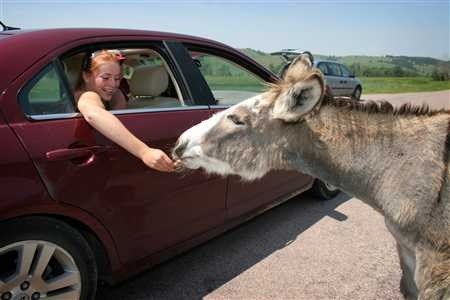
[1,0,449,60]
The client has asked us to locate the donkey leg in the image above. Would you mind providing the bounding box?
[385,219,419,299]
[415,243,450,300]
[397,242,419,299]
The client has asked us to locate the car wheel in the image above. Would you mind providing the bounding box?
[352,86,362,100]
[312,179,340,200]
[0,216,97,300]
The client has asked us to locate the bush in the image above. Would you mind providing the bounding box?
[431,66,450,81]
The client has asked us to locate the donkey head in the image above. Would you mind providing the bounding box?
[173,54,326,180]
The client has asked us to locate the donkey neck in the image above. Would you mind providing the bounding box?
[292,103,449,225]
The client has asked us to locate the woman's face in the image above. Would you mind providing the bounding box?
[85,62,122,101]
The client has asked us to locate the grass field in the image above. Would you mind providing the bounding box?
[205,75,450,94]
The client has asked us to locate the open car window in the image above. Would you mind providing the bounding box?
[62,47,184,112]
[188,51,266,106]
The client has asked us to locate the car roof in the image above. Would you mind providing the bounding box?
[0,28,251,93]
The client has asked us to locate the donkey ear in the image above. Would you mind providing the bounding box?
[283,53,313,80]
[272,75,324,122]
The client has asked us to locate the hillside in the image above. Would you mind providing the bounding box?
[239,48,450,78]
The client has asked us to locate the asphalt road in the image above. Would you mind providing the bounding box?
[97,90,449,300]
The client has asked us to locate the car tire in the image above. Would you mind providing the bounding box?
[312,179,340,200]
[0,216,97,300]
[352,86,362,100]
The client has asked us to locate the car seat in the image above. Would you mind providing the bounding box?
[128,65,180,108]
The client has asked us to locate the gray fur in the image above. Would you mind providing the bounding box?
[174,54,450,299]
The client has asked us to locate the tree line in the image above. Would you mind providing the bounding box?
[200,53,450,81]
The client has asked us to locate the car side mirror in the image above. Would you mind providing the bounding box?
[349,74,355,78]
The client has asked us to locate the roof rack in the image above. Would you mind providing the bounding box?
[270,49,304,63]
[270,49,314,64]
[0,21,20,31]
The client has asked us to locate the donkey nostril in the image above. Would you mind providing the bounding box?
[174,140,188,159]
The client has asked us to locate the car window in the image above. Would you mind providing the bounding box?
[339,64,352,77]
[317,63,328,75]
[19,63,75,116]
[189,51,266,106]
[62,48,184,111]
[326,63,342,77]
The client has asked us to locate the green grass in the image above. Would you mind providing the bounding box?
[360,77,450,94]
[205,75,450,94]
[204,75,267,92]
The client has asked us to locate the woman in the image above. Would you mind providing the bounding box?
[75,50,174,172]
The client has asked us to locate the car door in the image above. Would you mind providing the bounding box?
[338,63,356,96]
[3,39,227,264]
[324,62,345,96]
[183,43,313,220]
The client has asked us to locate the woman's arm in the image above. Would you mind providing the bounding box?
[77,91,174,172]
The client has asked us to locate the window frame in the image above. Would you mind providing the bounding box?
[339,64,353,78]
[18,60,76,118]
[317,62,329,75]
[19,40,212,121]
[326,62,342,77]
[183,43,274,108]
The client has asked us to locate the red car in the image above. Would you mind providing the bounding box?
[0,25,338,299]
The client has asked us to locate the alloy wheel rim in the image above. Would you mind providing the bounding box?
[0,241,81,300]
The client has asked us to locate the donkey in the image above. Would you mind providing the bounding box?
[173,54,450,299]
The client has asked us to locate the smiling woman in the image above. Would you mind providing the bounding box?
[75,49,175,173]
[75,50,128,109]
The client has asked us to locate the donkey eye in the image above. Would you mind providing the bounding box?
[227,114,245,126]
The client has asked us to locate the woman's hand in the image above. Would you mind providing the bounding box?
[141,148,175,172]
[77,92,175,173]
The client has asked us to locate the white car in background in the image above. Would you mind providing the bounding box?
[272,50,363,100]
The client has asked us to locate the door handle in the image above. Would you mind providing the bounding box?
[46,146,106,161]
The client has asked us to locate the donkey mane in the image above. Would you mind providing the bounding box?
[265,64,448,118]
[323,97,449,117]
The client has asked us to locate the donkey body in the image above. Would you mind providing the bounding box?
[173,54,450,299]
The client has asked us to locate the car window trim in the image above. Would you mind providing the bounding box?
[210,104,232,109]
[26,105,210,121]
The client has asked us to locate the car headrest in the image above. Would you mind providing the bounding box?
[129,65,169,97]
